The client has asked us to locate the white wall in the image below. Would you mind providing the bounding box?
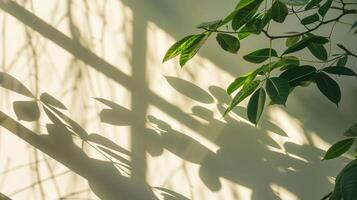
[0,0,356,199]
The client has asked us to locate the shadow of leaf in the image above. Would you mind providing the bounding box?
[155,187,190,200]
[13,101,40,121]
[100,109,131,126]
[97,146,131,168]
[40,92,67,110]
[165,76,214,104]
[0,72,34,98]
[208,85,231,104]
[95,98,132,126]
[87,133,132,156]
[147,115,213,164]
[45,105,89,139]
[46,123,73,145]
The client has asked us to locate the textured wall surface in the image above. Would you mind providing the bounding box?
[0,0,356,199]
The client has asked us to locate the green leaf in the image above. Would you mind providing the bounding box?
[163,35,196,62]
[225,80,261,115]
[196,20,222,29]
[280,65,316,87]
[238,27,251,40]
[307,42,328,60]
[282,36,329,55]
[179,33,210,66]
[323,138,355,160]
[243,48,278,63]
[331,160,357,200]
[13,101,40,121]
[247,88,266,124]
[279,0,309,6]
[245,17,263,34]
[344,122,357,137]
[259,56,299,74]
[271,0,288,23]
[279,56,300,66]
[305,0,323,10]
[314,72,341,106]
[286,36,300,47]
[266,77,290,105]
[318,0,332,17]
[256,63,274,75]
[40,93,67,110]
[227,76,249,95]
[337,55,348,67]
[216,33,240,53]
[235,0,256,9]
[232,0,263,30]
[323,66,356,76]
[280,64,299,71]
[260,9,272,29]
[301,14,320,25]
[0,72,34,98]
[340,162,357,200]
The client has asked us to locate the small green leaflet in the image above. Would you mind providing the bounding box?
[280,65,316,87]
[260,9,272,29]
[271,0,288,23]
[323,66,356,76]
[282,35,328,55]
[216,33,240,54]
[305,0,323,10]
[301,14,320,25]
[260,56,299,74]
[196,20,222,29]
[225,80,261,116]
[232,0,263,30]
[265,77,290,105]
[243,48,278,63]
[318,0,332,17]
[279,0,309,6]
[163,33,210,66]
[238,28,251,40]
[286,36,300,48]
[227,76,249,95]
[245,17,263,34]
[314,72,341,106]
[247,88,266,125]
[307,42,327,60]
[323,138,355,160]
[163,35,196,62]
[179,33,210,66]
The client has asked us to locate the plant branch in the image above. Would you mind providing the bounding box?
[337,44,357,57]
[262,8,357,39]
[320,192,332,200]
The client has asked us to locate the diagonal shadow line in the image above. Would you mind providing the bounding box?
[0,192,12,200]
[0,0,202,131]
